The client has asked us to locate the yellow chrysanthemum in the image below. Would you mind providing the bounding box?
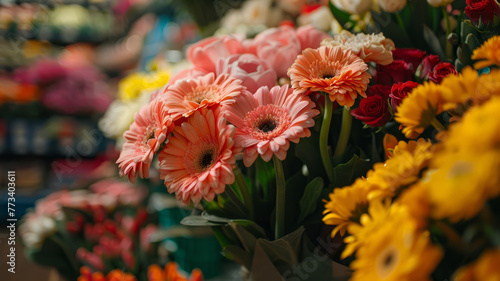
[366,139,434,201]
[397,182,431,225]
[349,203,442,281]
[453,249,500,281]
[439,67,479,111]
[471,36,500,69]
[342,200,393,259]
[119,71,170,101]
[474,69,500,105]
[438,96,500,154]
[395,82,445,139]
[424,151,500,222]
[323,179,371,237]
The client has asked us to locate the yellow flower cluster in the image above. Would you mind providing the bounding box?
[423,97,500,222]
[395,66,500,138]
[323,138,434,249]
[118,71,170,101]
[346,200,442,281]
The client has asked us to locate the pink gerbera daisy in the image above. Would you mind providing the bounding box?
[158,108,241,204]
[288,46,371,108]
[224,85,320,167]
[117,98,173,183]
[161,73,245,120]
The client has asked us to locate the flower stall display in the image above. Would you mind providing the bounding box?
[15,0,500,280]
[110,0,500,278]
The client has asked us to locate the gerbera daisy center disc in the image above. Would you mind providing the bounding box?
[186,87,216,104]
[244,105,290,139]
[184,140,219,174]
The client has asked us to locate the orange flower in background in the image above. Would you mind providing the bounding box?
[78,263,203,281]
[453,249,500,281]
[224,85,319,167]
[288,45,371,107]
[471,35,500,69]
[117,98,174,183]
[158,108,241,205]
[161,73,245,120]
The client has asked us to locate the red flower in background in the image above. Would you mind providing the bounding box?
[351,94,391,127]
[429,62,458,84]
[375,60,413,85]
[390,81,419,111]
[417,54,440,80]
[392,48,427,73]
[465,0,500,26]
[367,84,392,97]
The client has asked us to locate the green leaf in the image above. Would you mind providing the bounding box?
[255,157,275,200]
[328,1,355,31]
[370,11,413,47]
[423,24,446,59]
[294,130,325,180]
[222,245,253,270]
[25,235,79,280]
[296,177,324,225]
[180,215,222,226]
[333,155,372,188]
[231,223,259,253]
[232,219,268,239]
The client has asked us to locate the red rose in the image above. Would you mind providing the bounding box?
[390,81,419,111]
[416,54,440,80]
[367,84,392,97]
[351,95,391,127]
[429,62,457,84]
[465,0,500,26]
[375,60,413,85]
[392,48,427,73]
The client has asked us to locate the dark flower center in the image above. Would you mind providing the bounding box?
[323,75,335,79]
[257,119,277,133]
[384,253,394,267]
[199,150,215,170]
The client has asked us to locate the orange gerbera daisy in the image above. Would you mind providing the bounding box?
[161,73,245,120]
[224,85,319,167]
[158,108,241,204]
[117,98,174,183]
[288,46,371,107]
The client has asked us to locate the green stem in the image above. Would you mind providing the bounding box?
[233,166,254,220]
[333,106,352,161]
[320,97,335,183]
[431,117,446,132]
[442,7,453,60]
[273,155,286,240]
[395,13,407,34]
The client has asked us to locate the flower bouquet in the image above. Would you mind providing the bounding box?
[114,0,500,280]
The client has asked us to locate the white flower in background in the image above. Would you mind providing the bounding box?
[277,0,308,15]
[298,6,335,32]
[98,90,152,149]
[321,30,395,65]
[330,0,373,15]
[217,0,284,36]
[427,0,454,8]
[19,214,57,249]
[378,0,407,13]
